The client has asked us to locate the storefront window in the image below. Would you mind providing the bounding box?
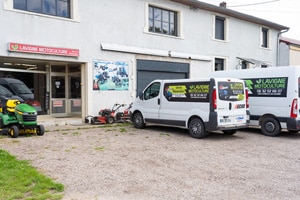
[51,65,66,73]
[51,76,65,98]
[69,77,81,98]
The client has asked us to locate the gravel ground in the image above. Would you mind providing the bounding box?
[0,123,300,200]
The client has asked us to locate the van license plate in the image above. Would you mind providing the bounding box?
[220,118,231,123]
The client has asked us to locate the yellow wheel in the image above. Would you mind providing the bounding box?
[37,125,45,136]
[9,126,19,138]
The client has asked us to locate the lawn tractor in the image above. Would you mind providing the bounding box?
[85,103,132,124]
[0,99,45,138]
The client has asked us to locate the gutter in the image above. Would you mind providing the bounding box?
[277,28,290,66]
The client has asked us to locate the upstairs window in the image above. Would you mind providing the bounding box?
[215,58,225,71]
[215,16,225,40]
[148,5,178,36]
[13,0,70,18]
[261,27,269,48]
[241,61,248,69]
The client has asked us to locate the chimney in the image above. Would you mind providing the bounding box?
[220,2,227,8]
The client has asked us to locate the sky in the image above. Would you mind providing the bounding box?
[199,0,300,40]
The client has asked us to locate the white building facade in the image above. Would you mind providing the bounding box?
[279,37,300,66]
[0,0,289,119]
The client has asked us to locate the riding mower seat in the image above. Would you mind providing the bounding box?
[3,100,20,114]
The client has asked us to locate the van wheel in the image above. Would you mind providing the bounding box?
[261,117,281,136]
[188,118,207,139]
[132,112,145,129]
[222,129,237,135]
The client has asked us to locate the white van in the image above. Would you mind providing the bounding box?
[210,66,300,136]
[130,78,249,138]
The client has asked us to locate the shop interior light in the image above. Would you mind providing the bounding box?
[2,62,37,70]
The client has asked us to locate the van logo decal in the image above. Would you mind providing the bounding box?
[244,77,288,97]
[236,116,245,122]
[235,104,245,109]
[164,82,210,102]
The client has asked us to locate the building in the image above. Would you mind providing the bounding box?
[279,37,300,66]
[0,0,289,119]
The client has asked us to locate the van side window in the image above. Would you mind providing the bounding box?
[218,82,244,101]
[144,82,160,100]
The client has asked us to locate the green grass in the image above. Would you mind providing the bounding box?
[94,146,105,151]
[0,149,64,200]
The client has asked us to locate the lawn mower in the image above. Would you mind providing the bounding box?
[0,99,45,138]
[85,103,132,124]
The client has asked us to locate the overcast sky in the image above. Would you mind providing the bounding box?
[199,0,300,40]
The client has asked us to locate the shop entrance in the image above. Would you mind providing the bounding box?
[50,65,81,117]
[0,57,82,116]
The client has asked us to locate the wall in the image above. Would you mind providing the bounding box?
[290,46,300,66]
[0,0,282,116]
[279,42,290,66]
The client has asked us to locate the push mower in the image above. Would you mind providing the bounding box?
[0,99,45,138]
[85,103,132,124]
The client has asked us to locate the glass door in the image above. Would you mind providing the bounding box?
[51,75,66,114]
[68,65,81,115]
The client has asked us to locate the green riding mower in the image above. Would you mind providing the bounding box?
[0,99,45,138]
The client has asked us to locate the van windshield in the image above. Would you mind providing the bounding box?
[218,81,244,101]
[0,85,13,96]
[10,83,33,94]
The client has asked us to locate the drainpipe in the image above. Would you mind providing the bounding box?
[277,28,289,66]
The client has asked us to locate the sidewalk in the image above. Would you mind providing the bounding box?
[37,115,83,127]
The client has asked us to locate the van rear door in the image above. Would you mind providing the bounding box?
[214,78,248,127]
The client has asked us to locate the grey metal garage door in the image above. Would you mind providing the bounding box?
[136,60,189,95]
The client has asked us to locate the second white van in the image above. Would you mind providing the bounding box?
[210,66,300,136]
[130,78,249,138]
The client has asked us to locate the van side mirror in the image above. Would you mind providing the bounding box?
[138,92,144,100]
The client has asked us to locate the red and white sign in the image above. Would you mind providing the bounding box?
[72,99,81,107]
[8,42,79,57]
[53,100,63,107]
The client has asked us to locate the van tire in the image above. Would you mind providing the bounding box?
[261,117,281,136]
[222,130,237,135]
[188,118,207,139]
[132,112,146,129]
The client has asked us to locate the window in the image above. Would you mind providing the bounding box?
[143,82,160,100]
[218,81,244,101]
[13,0,70,18]
[215,58,225,71]
[215,16,225,40]
[241,61,248,69]
[148,5,178,36]
[261,65,268,68]
[261,27,269,48]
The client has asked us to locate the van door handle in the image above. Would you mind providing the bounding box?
[229,102,232,110]
[158,98,160,105]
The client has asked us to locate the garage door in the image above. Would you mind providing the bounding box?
[136,60,189,95]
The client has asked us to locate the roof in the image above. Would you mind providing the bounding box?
[236,57,269,66]
[170,0,289,31]
[280,37,300,46]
